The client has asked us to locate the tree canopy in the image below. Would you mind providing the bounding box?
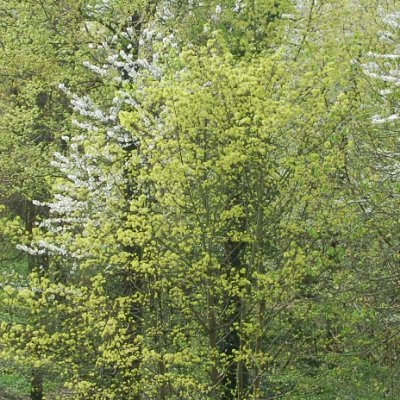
[0,1,399,399]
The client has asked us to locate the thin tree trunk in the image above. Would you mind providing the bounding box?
[221,239,246,400]
[237,299,248,400]
[253,299,265,399]
[26,201,44,400]
[252,173,265,400]
[207,289,219,393]
[30,368,43,400]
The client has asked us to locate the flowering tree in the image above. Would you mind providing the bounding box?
[1,1,399,399]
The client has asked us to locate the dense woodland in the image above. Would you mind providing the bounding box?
[0,0,399,399]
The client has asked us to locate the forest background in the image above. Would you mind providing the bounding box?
[0,0,399,399]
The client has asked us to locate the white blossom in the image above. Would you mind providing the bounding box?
[233,0,245,13]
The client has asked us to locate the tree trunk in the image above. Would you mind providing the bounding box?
[207,289,219,391]
[221,240,248,400]
[30,368,43,400]
[26,201,44,400]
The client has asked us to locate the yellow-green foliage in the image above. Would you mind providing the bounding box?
[0,1,399,399]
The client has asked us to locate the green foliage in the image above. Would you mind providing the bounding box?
[0,0,399,399]
[0,372,30,399]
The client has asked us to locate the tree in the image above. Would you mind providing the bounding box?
[1,1,399,399]
[0,0,135,398]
